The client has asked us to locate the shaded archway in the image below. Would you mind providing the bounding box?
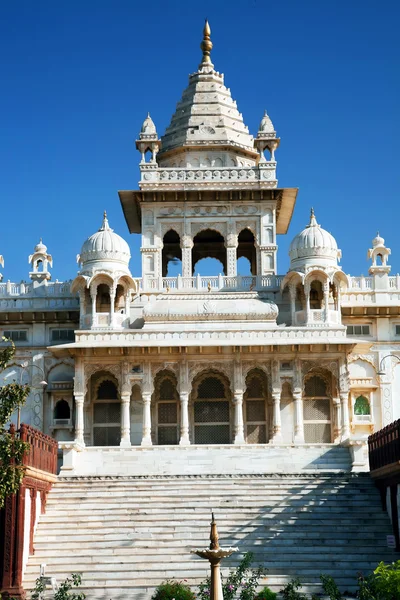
[153,370,179,445]
[237,229,256,275]
[192,229,226,275]
[191,371,231,444]
[303,373,332,443]
[92,375,120,446]
[244,368,268,443]
[162,229,182,277]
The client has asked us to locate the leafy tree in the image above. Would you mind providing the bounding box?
[0,338,30,508]
[151,580,195,600]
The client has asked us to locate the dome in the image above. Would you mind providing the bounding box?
[140,113,157,136]
[289,209,341,270]
[34,238,47,254]
[372,232,385,247]
[258,110,275,134]
[78,212,131,268]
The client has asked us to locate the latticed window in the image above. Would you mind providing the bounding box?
[303,375,331,443]
[194,376,230,444]
[93,379,120,446]
[156,375,179,445]
[244,371,267,444]
[93,401,120,446]
[354,395,370,416]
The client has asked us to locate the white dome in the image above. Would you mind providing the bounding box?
[140,113,157,136]
[289,209,341,270]
[34,239,47,253]
[78,212,131,268]
[372,232,385,248]
[258,110,275,134]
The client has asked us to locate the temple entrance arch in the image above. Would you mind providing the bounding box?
[153,370,179,445]
[191,371,231,444]
[162,229,182,277]
[303,373,332,443]
[237,229,256,275]
[244,368,268,443]
[91,373,120,446]
[192,229,226,275]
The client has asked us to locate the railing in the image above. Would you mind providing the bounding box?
[368,420,400,471]
[144,274,283,293]
[347,276,374,290]
[0,280,73,298]
[20,423,58,475]
[139,163,277,186]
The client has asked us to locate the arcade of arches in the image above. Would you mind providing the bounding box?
[75,365,351,447]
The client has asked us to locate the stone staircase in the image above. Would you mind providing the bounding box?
[24,471,396,599]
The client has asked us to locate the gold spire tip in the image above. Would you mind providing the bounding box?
[103,210,107,219]
[200,19,213,65]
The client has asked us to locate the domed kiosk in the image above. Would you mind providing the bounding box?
[71,212,136,329]
[281,209,348,327]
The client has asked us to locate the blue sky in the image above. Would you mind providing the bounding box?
[0,0,399,281]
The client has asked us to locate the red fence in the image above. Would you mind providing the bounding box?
[0,424,58,599]
[368,419,400,471]
[20,423,58,474]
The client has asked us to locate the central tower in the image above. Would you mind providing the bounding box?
[120,22,298,288]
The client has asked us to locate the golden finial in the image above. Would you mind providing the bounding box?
[200,19,213,66]
[209,510,220,550]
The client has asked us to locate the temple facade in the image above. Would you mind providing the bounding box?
[1,22,399,474]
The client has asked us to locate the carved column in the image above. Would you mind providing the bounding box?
[74,393,85,446]
[181,234,193,279]
[179,361,190,445]
[109,285,116,327]
[304,283,310,325]
[141,362,153,446]
[90,288,97,328]
[78,289,86,328]
[225,232,238,278]
[293,390,305,443]
[323,279,330,322]
[289,283,296,326]
[233,357,245,444]
[233,392,245,444]
[271,390,282,443]
[340,392,350,441]
[120,394,131,447]
[332,398,341,442]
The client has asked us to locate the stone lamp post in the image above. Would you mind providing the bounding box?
[192,513,238,600]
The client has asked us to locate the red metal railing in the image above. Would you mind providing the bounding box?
[368,419,400,471]
[19,423,58,475]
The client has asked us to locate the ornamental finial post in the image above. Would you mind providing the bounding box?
[200,19,213,67]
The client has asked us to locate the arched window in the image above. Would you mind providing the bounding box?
[93,379,120,446]
[154,372,179,445]
[354,395,370,416]
[192,229,226,276]
[54,399,71,420]
[193,375,230,444]
[162,230,182,277]
[96,284,111,313]
[237,229,256,276]
[244,369,268,443]
[114,284,125,313]
[303,375,332,443]
[309,281,323,310]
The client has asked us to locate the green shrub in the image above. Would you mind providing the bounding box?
[357,560,400,600]
[151,580,196,600]
[198,552,265,600]
[320,574,343,600]
[254,586,277,600]
[280,578,308,600]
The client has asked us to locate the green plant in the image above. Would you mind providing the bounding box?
[357,560,400,600]
[198,552,265,600]
[151,580,196,600]
[254,586,277,600]
[31,573,86,600]
[0,338,30,508]
[280,578,308,600]
[320,574,343,600]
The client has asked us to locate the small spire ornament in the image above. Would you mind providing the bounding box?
[200,19,213,67]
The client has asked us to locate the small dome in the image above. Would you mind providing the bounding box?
[289,209,341,270]
[372,232,385,247]
[34,238,47,254]
[78,212,131,268]
[140,113,157,135]
[258,110,275,134]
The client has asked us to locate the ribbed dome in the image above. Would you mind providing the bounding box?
[78,212,131,267]
[34,239,47,253]
[140,113,157,135]
[289,209,341,270]
[372,232,385,248]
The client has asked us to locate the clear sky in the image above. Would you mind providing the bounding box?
[1,0,399,282]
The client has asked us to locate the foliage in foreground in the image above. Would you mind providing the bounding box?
[30,573,86,600]
[0,339,30,508]
[197,552,265,600]
[151,579,196,600]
